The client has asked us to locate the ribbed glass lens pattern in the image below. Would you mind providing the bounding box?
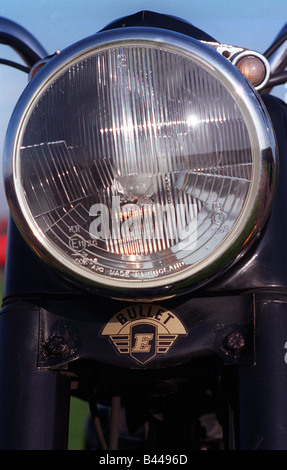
[18,43,252,285]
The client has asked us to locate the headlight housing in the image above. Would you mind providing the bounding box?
[3,27,277,300]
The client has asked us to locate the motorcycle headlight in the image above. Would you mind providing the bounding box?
[3,28,277,300]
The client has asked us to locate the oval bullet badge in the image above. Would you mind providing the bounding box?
[101,304,187,365]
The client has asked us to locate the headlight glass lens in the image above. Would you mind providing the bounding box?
[5,31,277,298]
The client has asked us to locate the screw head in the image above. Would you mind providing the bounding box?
[45,335,70,357]
[225,332,245,352]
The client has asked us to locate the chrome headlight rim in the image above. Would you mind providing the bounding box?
[3,27,278,300]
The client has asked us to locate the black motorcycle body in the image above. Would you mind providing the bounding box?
[0,10,287,451]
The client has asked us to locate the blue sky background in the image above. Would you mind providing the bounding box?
[0,0,286,215]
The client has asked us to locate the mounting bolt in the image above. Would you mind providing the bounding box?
[225,331,245,352]
[45,335,70,358]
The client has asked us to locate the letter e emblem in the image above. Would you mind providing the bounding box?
[130,323,156,364]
